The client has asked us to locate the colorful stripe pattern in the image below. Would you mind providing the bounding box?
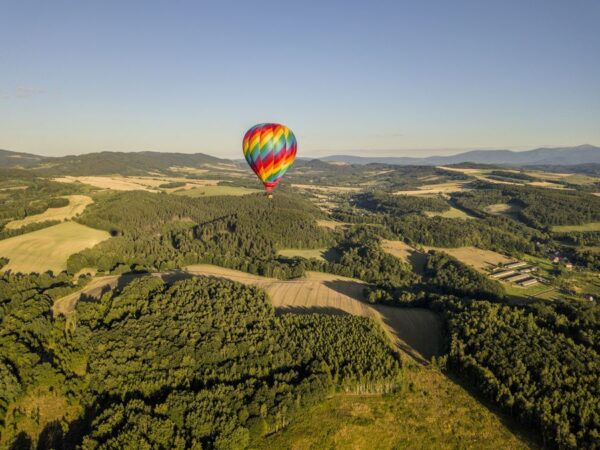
[242,123,297,192]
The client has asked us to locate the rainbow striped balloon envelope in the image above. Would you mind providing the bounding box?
[242,123,297,194]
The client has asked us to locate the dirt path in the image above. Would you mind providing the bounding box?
[53,265,443,363]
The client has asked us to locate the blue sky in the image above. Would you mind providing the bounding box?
[1,0,599,158]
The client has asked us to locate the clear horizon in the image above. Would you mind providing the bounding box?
[1,1,599,159]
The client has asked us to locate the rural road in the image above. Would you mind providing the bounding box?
[54,265,443,363]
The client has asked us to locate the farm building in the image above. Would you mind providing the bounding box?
[519,267,537,273]
[504,261,528,270]
[504,274,532,283]
[490,270,516,279]
[520,278,539,287]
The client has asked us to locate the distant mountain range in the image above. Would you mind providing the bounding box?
[320,145,600,166]
[1,145,599,175]
[0,149,227,175]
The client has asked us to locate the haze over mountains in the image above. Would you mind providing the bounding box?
[1,145,599,174]
[320,145,600,166]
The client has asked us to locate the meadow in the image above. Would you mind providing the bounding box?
[4,194,93,229]
[424,206,475,219]
[277,247,329,261]
[552,222,600,232]
[174,185,261,197]
[0,222,110,273]
[256,366,535,450]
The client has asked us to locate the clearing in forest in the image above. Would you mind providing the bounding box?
[424,246,512,272]
[0,222,110,274]
[174,185,261,197]
[186,264,443,362]
[256,366,535,450]
[484,202,523,219]
[316,219,347,230]
[277,248,329,261]
[393,181,469,196]
[552,222,600,232]
[381,240,428,274]
[425,206,475,220]
[292,184,362,193]
[5,195,94,229]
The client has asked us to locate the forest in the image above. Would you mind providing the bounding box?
[1,274,401,449]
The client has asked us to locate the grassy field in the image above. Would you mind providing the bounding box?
[552,222,600,232]
[425,206,475,219]
[394,181,469,196]
[0,222,110,273]
[484,202,523,219]
[292,184,362,193]
[277,248,329,261]
[255,366,535,450]
[424,246,512,272]
[316,219,347,230]
[5,195,94,229]
[174,185,261,197]
[380,239,428,274]
[527,181,570,190]
[54,175,220,191]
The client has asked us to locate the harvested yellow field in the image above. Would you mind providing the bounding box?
[527,181,570,189]
[424,246,511,272]
[381,240,428,274]
[0,222,110,274]
[168,166,210,175]
[5,195,93,229]
[186,265,442,361]
[54,175,219,191]
[394,182,469,196]
[292,184,361,193]
[53,265,442,361]
[381,239,414,262]
[437,166,483,174]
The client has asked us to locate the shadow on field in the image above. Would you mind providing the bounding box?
[322,279,366,302]
[276,305,350,316]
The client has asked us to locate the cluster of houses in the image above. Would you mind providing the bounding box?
[489,261,541,287]
[550,252,573,270]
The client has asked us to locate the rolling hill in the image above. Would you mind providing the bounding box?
[0,149,228,175]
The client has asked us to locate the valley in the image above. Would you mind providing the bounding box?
[1,149,599,449]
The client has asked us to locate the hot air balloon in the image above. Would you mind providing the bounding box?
[242,123,297,198]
